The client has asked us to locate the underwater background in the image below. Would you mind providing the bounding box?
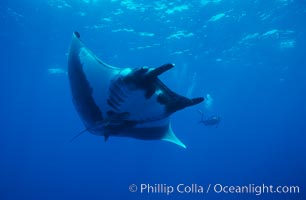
[0,0,305,199]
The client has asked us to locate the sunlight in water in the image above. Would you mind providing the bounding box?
[208,13,226,22]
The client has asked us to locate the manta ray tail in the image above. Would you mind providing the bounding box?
[69,129,88,143]
[161,123,186,149]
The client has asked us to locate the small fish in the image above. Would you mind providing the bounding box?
[48,68,67,75]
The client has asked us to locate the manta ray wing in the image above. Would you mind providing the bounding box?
[68,32,204,148]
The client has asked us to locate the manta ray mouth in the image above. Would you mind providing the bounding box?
[68,32,204,148]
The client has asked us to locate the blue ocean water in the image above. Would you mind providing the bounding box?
[0,0,305,199]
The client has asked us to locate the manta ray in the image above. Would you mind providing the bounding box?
[68,32,204,148]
